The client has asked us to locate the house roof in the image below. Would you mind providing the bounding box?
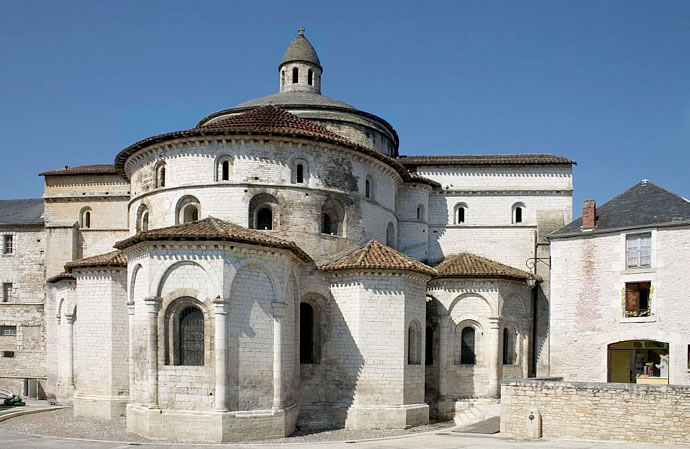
[114,106,439,188]
[320,240,437,276]
[234,91,355,110]
[398,154,575,167]
[39,164,120,176]
[434,253,532,281]
[0,198,44,226]
[114,216,313,263]
[552,180,690,238]
[65,250,127,271]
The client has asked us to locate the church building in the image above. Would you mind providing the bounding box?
[0,29,574,442]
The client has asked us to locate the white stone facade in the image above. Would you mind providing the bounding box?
[0,30,578,442]
[550,224,690,385]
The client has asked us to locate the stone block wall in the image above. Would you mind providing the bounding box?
[501,379,690,445]
[0,226,46,395]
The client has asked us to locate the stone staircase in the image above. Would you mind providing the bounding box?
[453,399,501,427]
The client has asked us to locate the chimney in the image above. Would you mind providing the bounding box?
[582,200,596,229]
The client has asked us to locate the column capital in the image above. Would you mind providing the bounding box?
[144,296,162,312]
[213,296,229,314]
[488,317,502,328]
[64,313,75,323]
[272,301,287,316]
[127,301,135,315]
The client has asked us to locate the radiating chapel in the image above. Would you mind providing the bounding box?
[0,30,575,442]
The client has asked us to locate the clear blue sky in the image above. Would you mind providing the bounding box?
[1,0,689,214]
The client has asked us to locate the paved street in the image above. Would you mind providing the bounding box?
[2,430,689,449]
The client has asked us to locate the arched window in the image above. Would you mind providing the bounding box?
[321,199,344,236]
[512,203,525,224]
[300,303,315,364]
[408,321,422,365]
[460,327,476,365]
[257,207,273,230]
[386,222,395,247]
[292,159,309,184]
[248,193,279,230]
[503,327,516,365]
[321,213,332,234]
[296,164,304,183]
[179,307,204,366]
[215,156,232,182]
[292,67,298,84]
[154,161,166,188]
[365,176,374,199]
[175,196,201,225]
[455,203,467,224]
[425,325,433,365]
[416,204,425,221]
[80,207,92,229]
[308,69,313,85]
[136,205,149,232]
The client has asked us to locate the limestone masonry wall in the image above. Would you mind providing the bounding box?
[501,379,690,445]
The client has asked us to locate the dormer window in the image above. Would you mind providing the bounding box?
[292,67,298,84]
[626,233,651,268]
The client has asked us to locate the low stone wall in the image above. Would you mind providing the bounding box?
[501,379,690,445]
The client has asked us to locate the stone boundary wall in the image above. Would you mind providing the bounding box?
[500,379,690,445]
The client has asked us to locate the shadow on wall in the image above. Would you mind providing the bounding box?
[298,289,363,429]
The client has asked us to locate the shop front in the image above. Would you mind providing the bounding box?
[607,340,669,384]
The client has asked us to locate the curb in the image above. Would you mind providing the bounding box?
[0,406,66,423]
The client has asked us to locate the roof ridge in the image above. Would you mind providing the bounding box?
[355,240,374,266]
[207,216,226,235]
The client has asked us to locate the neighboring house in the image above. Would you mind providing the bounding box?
[2,29,575,442]
[549,180,690,385]
[0,199,46,395]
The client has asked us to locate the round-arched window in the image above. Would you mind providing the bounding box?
[179,307,204,366]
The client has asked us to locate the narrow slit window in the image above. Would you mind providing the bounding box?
[296,164,304,183]
[308,69,313,85]
[460,327,476,365]
[457,206,465,224]
[300,303,315,363]
[221,161,230,181]
[515,207,523,223]
[365,179,371,198]
[292,67,298,83]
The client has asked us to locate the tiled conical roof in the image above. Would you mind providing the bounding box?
[65,250,127,271]
[434,253,531,281]
[198,105,352,144]
[320,240,437,276]
[114,216,312,263]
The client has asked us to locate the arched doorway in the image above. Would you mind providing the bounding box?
[607,340,669,384]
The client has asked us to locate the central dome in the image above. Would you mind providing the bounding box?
[198,28,400,157]
[281,27,322,69]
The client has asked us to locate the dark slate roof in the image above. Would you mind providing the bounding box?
[65,250,127,271]
[281,30,321,69]
[235,91,355,110]
[115,106,439,189]
[114,216,313,263]
[320,240,437,276]
[398,154,575,166]
[39,164,119,176]
[434,253,532,281]
[552,180,690,238]
[0,199,44,226]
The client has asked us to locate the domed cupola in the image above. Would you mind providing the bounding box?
[279,27,322,94]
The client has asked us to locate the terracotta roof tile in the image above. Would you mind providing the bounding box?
[40,164,120,176]
[65,250,127,271]
[320,240,437,276]
[398,154,575,166]
[115,106,439,189]
[114,216,312,263]
[46,272,76,284]
[434,253,532,281]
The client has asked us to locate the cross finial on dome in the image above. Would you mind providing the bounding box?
[298,26,305,36]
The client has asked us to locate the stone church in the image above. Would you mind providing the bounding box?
[0,29,574,442]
